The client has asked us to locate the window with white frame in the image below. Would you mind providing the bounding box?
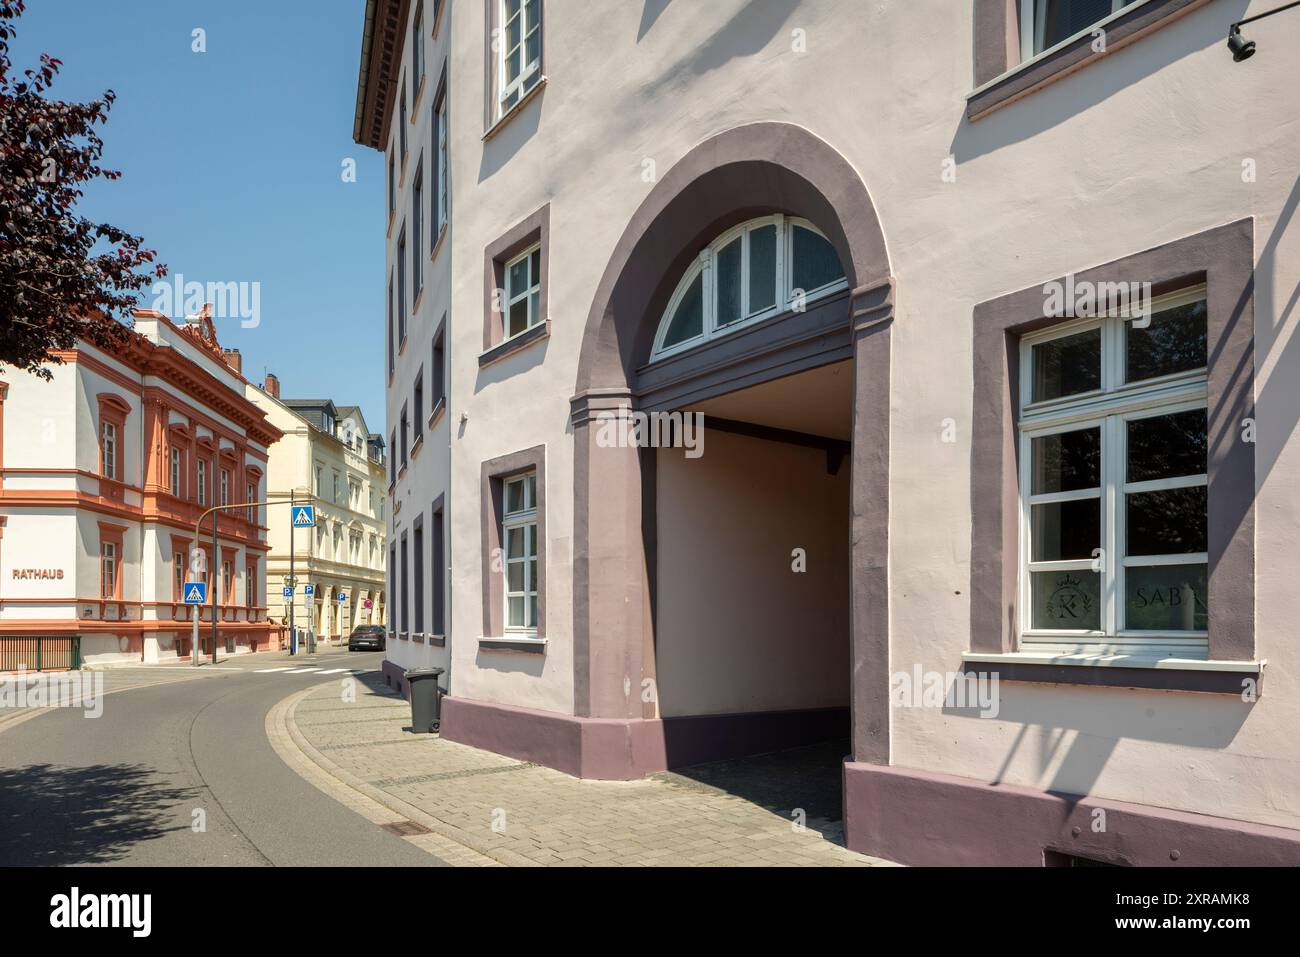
[504,244,542,339]
[398,227,408,338]
[101,542,117,599]
[651,216,847,361]
[220,467,230,506]
[502,472,538,632]
[1019,0,1139,60]
[100,420,117,480]
[170,447,182,496]
[498,0,542,116]
[174,551,185,600]
[434,85,448,236]
[412,2,425,88]
[1018,284,1209,659]
[399,82,408,159]
[197,459,208,506]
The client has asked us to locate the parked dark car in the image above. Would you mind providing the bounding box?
[347,625,386,651]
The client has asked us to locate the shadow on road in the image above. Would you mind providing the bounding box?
[0,762,199,866]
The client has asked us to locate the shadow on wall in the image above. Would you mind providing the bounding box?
[478,89,545,184]
[475,647,546,679]
[473,336,550,396]
[640,0,802,99]
[942,678,1253,797]
[0,762,198,866]
[638,0,673,41]
[1249,172,1300,487]
[945,0,1300,803]
[950,0,1253,162]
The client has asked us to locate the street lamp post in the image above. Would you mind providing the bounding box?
[191,496,303,667]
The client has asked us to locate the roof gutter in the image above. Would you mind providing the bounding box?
[352,0,379,146]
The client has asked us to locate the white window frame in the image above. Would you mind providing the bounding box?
[412,157,424,295]
[650,216,848,362]
[169,447,182,497]
[502,473,538,634]
[498,0,542,117]
[101,542,117,598]
[197,459,208,506]
[503,243,542,341]
[1017,284,1209,659]
[100,420,117,480]
[219,468,230,507]
[413,1,425,86]
[1019,0,1140,62]
[435,90,449,234]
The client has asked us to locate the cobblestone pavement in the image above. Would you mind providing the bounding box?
[281,673,896,867]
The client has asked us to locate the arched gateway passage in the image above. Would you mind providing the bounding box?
[570,123,894,780]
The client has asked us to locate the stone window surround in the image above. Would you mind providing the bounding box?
[969,0,1213,121]
[969,219,1257,694]
[480,203,551,366]
[479,445,546,650]
[96,393,130,483]
[98,521,127,601]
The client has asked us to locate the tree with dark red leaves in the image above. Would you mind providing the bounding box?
[0,0,165,380]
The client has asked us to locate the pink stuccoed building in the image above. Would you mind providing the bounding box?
[352,0,1300,865]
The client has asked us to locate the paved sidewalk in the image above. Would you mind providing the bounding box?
[281,673,894,867]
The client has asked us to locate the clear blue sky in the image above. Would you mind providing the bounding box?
[11,1,386,428]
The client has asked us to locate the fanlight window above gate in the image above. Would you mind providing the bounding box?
[650,215,848,361]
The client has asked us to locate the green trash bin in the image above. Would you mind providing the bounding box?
[406,667,445,733]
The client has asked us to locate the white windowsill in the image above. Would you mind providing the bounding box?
[962,651,1264,673]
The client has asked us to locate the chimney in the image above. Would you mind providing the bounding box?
[222,348,242,374]
[264,372,280,399]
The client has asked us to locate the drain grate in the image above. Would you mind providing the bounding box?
[380,819,433,837]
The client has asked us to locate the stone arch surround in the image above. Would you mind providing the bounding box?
[569,122,896,770]
[441,122,896,782]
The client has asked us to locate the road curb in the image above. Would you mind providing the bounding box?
[266,683,523,867]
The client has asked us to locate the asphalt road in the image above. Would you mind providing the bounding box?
[0,651,444,867]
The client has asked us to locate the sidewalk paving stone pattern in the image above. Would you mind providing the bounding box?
[291,674,893,867]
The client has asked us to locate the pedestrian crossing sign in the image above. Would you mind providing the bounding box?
[291,505,315,527]
[183,582,208,605]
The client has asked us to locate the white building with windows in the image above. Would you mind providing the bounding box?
[246,377,388,640]
[0,310,282,665]
[354,0,1300,865]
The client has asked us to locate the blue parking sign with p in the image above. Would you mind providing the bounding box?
[292,505,315,527]
[282,586,293,599]
[183,581,208,605]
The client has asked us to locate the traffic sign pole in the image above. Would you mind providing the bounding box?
[289,489,295,656]
[191,581,200,668]
[210,507,219,666]
[191,495,303,666]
